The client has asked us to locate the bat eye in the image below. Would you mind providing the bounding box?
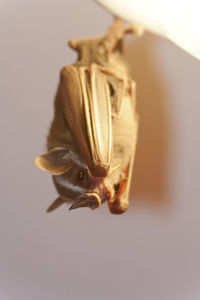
[108,82,115,97]
[77,169,86,181]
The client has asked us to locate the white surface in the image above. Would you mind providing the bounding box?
[97,0,200,60]
[1,1,200,300]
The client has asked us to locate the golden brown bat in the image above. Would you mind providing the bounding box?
[34,19,139,214]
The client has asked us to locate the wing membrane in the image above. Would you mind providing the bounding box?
[60,66,92,170]
[79,64,112,172]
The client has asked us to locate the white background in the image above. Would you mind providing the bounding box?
[1,1,200,299]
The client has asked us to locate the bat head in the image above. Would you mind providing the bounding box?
[34,147,129,213]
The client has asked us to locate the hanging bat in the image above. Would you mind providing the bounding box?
[34,19,140,214]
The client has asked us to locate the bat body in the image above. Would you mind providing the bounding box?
[35,19,139,214]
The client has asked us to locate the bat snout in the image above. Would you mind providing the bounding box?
[69,192,101,210]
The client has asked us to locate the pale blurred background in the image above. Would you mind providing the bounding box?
[1,1,200,300]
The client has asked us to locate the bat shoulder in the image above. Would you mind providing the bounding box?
[60,65,79,81]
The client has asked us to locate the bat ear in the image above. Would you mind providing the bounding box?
[46,197,65,213]
[34,148,71,175]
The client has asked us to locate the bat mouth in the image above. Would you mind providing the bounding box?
[68,186,112,210]
[69,192,101,210]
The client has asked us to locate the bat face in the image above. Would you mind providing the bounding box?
[52,162,129,213]
[36,139,135,214]
[52,161,115,211]
[34,20,139,214]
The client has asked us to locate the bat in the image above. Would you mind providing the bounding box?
[34,18,140,214]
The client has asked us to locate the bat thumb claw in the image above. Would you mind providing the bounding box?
[108,198,129,214]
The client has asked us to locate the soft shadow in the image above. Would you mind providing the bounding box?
[125,33,169,208]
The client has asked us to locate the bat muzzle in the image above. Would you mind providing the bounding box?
[69,192,101,210]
